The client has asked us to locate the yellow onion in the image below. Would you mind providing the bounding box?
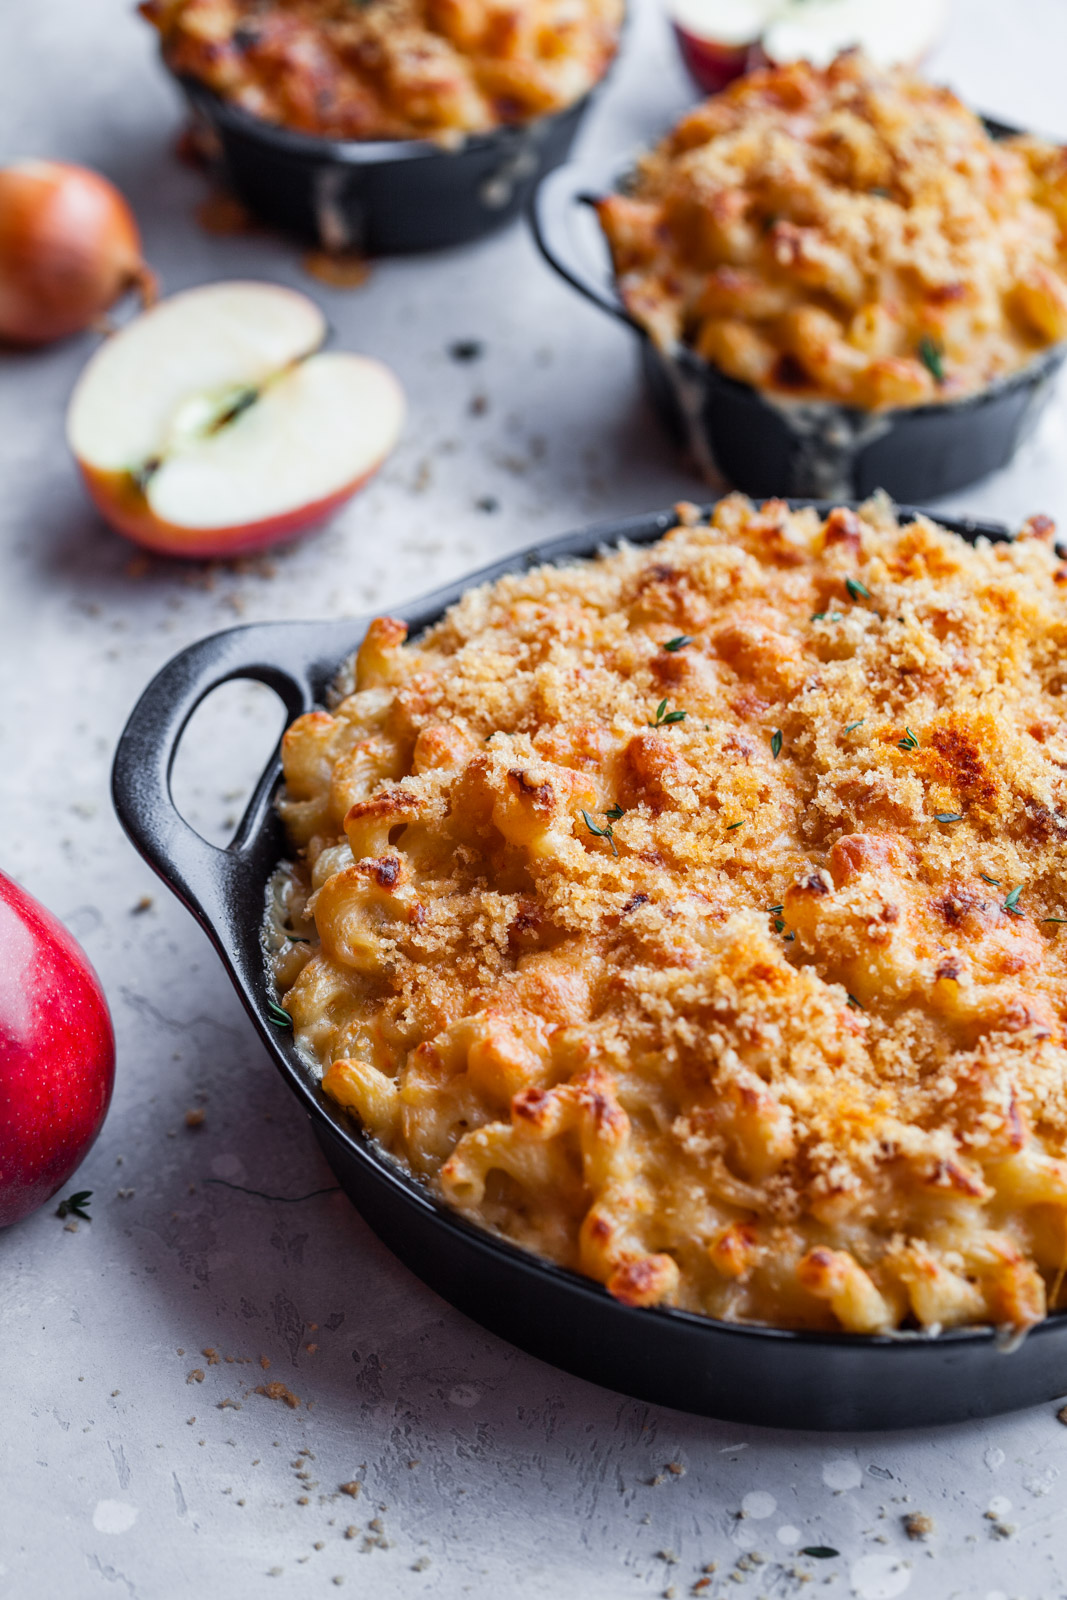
[0,160,157,345]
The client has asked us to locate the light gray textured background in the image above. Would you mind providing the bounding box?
[4,2,1067,1596]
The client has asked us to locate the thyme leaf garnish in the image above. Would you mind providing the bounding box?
[726,821,744,831]
[811,610,843,623]
[581,809,619,856]
[898,727,919,751]
[979,872,1000,886]
[845,576,871,601]
[771,729,783,759]
[650,698,687,727]
[1043,917,1067,925]
[801,1548,839,1560]
[56,1190,93,1221]
[767,904,784,914]
[267,1000,292,1028]
[604,803,625,822]
[846,994,864,1010]
[935,812,963,823]
[843,719,865,734]
[1002,885,1024,917]
[663,635,693,652]
[918,335,946,385]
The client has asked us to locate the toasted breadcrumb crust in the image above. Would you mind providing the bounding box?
[597,53,1067,409]
[270,495,1067,1333]
[141,0,622,141]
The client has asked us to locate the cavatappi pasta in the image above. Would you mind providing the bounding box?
[597,53,1067,409]
[141,0,622,142]
[269,496,1067,1334]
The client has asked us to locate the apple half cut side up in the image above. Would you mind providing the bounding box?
[67,280,405,558]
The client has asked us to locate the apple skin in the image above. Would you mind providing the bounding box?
[671,24,754,94]
[0,869,115,1227]
[77,461,382,560]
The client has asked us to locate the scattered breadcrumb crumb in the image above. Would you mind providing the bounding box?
[131,894,153,914]
[255,1382,301,1409]
[340,1481,362,1499]
[184,1108,206,1129]
[187,1370,205,1384]
[903,1512,935,1540]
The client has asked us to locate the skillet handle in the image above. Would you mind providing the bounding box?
[111,624,316,944]
[530,160,634,328]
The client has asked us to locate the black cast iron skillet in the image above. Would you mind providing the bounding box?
[112,500,1067,1430]
[168,65,609,252]
[531,131,1067,503]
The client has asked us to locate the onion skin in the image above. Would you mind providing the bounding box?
[0,160,156,345]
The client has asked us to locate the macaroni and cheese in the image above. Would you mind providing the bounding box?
[597,54,1067,409]
[142,0,623,141]
[269,496,1067,1334]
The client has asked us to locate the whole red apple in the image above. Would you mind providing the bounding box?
[0,868,115,1227]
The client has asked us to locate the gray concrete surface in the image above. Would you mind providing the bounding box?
[4,2,1067,1596]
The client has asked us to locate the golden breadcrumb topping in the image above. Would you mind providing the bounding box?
[142,0,622,140]
[597,53,1067,409]
[270,496,1067,1333]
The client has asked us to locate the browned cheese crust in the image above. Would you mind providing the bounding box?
[141,0,622,140]
[597,53,1067,409]
[269,496,1067,1333]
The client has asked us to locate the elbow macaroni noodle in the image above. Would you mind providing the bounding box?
[268,495,1067,1333]
[597,53,1067,410]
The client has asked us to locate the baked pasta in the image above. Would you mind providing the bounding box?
[269,496,1067,1334]
[141,0,622,141]
[597,53,1067,409]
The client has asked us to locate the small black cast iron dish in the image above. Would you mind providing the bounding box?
[169,64,609,252]
[112,500,1067,1431]
[531,138,1067,502]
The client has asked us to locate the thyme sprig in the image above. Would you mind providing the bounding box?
[1002,885,1024,918]
[663,635,693,652]
[650,698,687,727]
[56,1190,92,1222]
[771,729,783,759]
[898,727,919,752]
[918,335,946,385]
[582,806,624,856]
[267,1000,292,1028]
[845,576,871,601]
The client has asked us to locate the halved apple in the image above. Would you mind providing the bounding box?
[67,280,405,558]
[668,0,949,96]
